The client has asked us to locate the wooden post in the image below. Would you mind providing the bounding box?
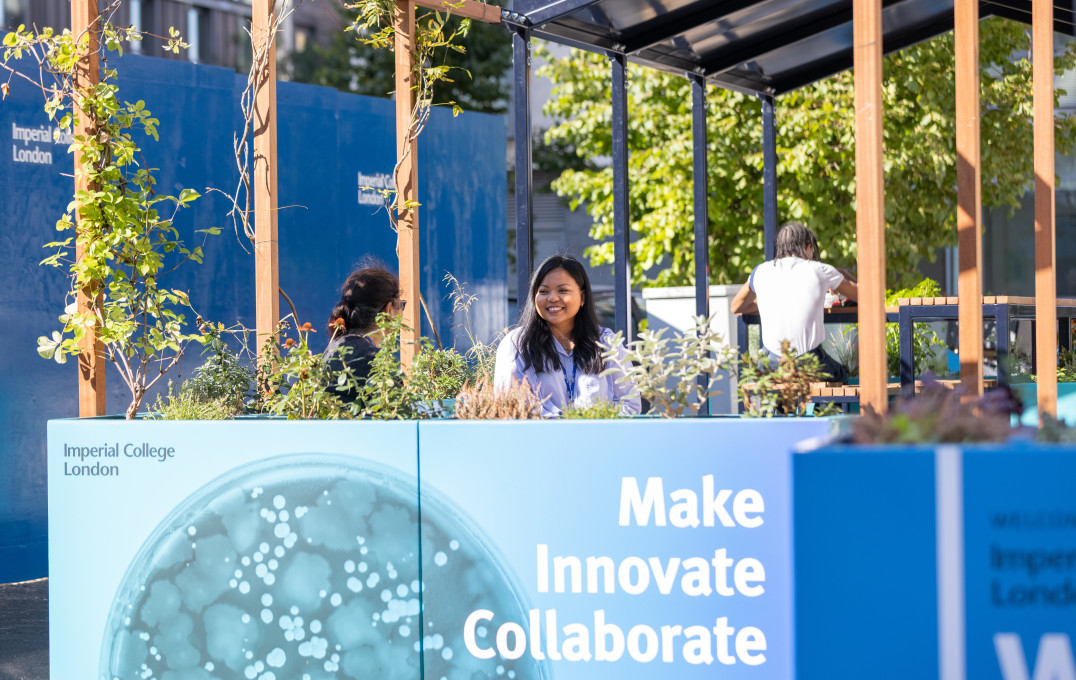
[1033,0,1058,418]
[955,0,983,398]
[853,0,887,413]
[253,0,279,355]
[395,0,420,366]
[72,0,106,417]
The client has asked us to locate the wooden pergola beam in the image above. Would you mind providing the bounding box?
[253,0,279,354]
[396,0,420,366]
[955,0,983,399]
[1033,0,1058,418]
[414,0,502,23]
[72,0,106,417]
[853,0,887,413]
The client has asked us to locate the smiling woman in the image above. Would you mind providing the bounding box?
[494,255,640,416]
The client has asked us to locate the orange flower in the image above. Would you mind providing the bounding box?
[301,322,315,332]
[332,318,345,329]
[284,338,296,348]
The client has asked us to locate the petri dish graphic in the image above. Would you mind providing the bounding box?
[100,454,549,680]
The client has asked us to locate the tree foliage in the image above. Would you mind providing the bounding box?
[539,18,1076,288]
[288,0,511,114]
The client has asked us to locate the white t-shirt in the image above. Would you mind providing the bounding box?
[749,257,845,355]
[494,326,641,417]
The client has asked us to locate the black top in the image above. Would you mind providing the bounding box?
[324,333,378,403]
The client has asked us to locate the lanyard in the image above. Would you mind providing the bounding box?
[562,358,578,403]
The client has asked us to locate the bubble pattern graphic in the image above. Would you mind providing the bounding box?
[101,455,546,680]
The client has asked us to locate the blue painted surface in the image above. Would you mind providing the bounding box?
[418,418,833,680]
[963,446,1076,680]
[47,419,421,679]
[1011,383,1076,426]
[1,49,506,582]
[46,416,833,678]
[793,447,939,680]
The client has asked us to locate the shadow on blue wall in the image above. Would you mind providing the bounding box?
[0,49,507,582]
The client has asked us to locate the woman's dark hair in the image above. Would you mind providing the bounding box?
[774,221,821,261]
[516,254,604,375]
[327,261,400,334]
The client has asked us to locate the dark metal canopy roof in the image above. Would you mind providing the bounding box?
[504,0,1073,95]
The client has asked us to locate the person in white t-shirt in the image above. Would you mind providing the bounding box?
[730,222,858,382]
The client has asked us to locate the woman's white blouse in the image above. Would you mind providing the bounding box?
[493,327,641,417]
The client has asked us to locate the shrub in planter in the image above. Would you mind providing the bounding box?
[601,315,735,417]
[852,376,1023,444]
[561,400,622,419]
[739,340,829,417]
[410,344,474,401]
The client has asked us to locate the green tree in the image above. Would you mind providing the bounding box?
[539,18,1076,288]
[288,1,511,113]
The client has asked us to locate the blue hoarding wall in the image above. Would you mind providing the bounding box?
[1,49,506,582]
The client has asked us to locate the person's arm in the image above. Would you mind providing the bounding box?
[730,281,758,315]
[836,267,857,283]
[493,331,527,390]
[836,276,858,302]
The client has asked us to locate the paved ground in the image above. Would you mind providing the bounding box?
[0,579,47,680]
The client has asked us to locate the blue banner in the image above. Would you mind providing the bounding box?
[964,448,1076,680]
[417,418,834,680]
[48,419,420,680]
[46,417,836,679]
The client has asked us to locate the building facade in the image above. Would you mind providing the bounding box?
[0,0,341,74]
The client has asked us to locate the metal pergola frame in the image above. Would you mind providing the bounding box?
[68,0,1065,420]
[504,0,1065,417]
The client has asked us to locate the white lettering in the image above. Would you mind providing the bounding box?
[733,489,765,528]
[553,555,581,593]
[996,633,1076,680]
[586,556,615,594]
[627,625,659,662]
[618,557,649,595]
[734,558,765,597]
[594,610,624,662]
[619,477,666,526]
[496,622,526,660]
[463,609,495,659]
[736,627,767,666]
[536,544,548,593]
[703,475,735,527]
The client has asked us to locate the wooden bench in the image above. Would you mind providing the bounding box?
[809,378,999,400]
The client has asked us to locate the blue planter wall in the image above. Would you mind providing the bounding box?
[794,444,1076,680]
[47,417,838,680]
[1,48,507,582]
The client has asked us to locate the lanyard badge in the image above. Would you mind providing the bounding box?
[562,359,578,403]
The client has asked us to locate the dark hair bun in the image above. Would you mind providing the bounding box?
[327,263,400,334]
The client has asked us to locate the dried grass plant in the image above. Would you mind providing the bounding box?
[454,378,544,420]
